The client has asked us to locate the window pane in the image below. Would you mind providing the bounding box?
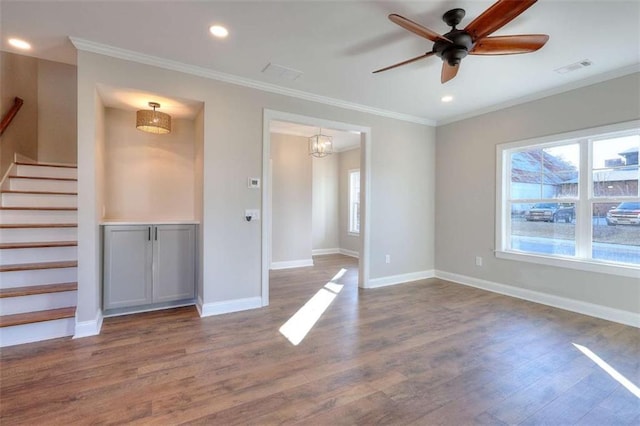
[592,135,639,197]
[349,170,360,234]
[593,202,640,265]
[510,202,576,256]
[510,144,579,199]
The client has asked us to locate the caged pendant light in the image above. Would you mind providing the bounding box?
[136,102,171,134]
[308,128,333,158]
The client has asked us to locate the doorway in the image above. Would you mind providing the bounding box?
[262,110,371,306]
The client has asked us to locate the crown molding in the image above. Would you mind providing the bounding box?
[437,63,640,126]
[69,37,436,127]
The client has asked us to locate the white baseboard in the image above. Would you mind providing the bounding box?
[74,309,103,338]
[435,270,640,328]
[270,259,314,270]
[339,248,359,258]
[312,248,340,256]
[198,296,262,317]
[367,270,435,288]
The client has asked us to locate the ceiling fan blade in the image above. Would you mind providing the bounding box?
[470,34,549,55]
[372,52,435,74]
[389,14,452,44]
[464,0,538,41]
[441,62,459,84]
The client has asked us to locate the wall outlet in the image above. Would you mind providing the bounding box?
[475,256,483,266]
[245,209,260,222]
[385,254,391,264]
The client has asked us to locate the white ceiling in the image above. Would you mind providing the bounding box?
[2,1,639,125]
[270,120,361,152]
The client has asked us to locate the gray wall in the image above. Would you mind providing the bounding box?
[435,72,640,314]
[0,52,77,177]
[312,153,339,251]
[1,52,38,175]
[37,59,77,164]
[271,133,312,263]
[339,148,361,253]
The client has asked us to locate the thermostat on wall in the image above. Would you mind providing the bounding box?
[248,177,260,188]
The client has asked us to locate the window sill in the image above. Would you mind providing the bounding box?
[495,250,640,279]
[348,232,360,237]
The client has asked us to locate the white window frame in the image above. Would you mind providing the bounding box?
[496,120,640,279]
[348,169,360,235]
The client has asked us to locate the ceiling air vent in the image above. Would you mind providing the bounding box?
[261,62,303,81]
[554,59,593,74]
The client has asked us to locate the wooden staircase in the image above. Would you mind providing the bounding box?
[0,161,78,347]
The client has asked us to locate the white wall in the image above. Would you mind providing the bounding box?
[271,133,312,264]
[312,153,339,252]
[436,72,640,315]
[37,59,77,164]
[75,50,435,325]
[339,148,361,254]
[103,108,196,221]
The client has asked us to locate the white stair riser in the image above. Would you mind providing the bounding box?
[0,267,77,288]
[9,178,77,193]
[0,317,75,347]
[2,192,77,208]
[0,209,77,224]
[0,227,77,243]
[0,246,77,264]
[16,164,77,179]
[0,291,77,315]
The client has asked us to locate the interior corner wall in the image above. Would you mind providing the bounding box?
[271,133,312,263]
[435,72,640,315]
[0,51,38,176]
[76,50,435,312]
[194,108,205,301]
[37,59,77,164]
[338,148,361,254]
[103,108,196,221]
[312,153,339,251]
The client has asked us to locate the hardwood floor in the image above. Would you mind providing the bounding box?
[1,254,638,424]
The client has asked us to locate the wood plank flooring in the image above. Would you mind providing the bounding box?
[1,254,638,424]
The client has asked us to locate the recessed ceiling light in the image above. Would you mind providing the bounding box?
[8,38,31,50]
[209,25,229,38]
[441,95,454,103]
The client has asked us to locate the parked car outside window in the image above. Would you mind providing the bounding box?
[524,203,575,223]
[606,202,640,226]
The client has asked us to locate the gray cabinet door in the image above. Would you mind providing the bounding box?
[103,225,153,309]
[152,224,195,302]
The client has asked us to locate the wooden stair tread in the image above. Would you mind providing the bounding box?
[1,190,77,195]
[16,161,77,169]
[8,175,77,182]
[0,260,77,272]
[0,282,77,298]
[0,241,77,249]
[0,207,77,211]
[0,223,77,229]
[0,307,75,327]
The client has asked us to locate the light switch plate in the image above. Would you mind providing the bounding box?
[248,177,260,188]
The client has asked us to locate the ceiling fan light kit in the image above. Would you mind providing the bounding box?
[374,0,549,84]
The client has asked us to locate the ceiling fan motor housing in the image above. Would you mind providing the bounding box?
[434,29,473,66]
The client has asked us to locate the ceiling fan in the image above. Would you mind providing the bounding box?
[373,0,549,83]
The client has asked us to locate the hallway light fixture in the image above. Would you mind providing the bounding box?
[136,102,171,134]
[309,128,333,158]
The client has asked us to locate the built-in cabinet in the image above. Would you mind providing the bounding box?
[103,223,196,313]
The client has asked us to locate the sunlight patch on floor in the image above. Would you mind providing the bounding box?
[573,343,640,398]
[279,269,346,346]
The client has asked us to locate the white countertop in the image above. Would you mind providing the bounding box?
[101,220,200,225]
